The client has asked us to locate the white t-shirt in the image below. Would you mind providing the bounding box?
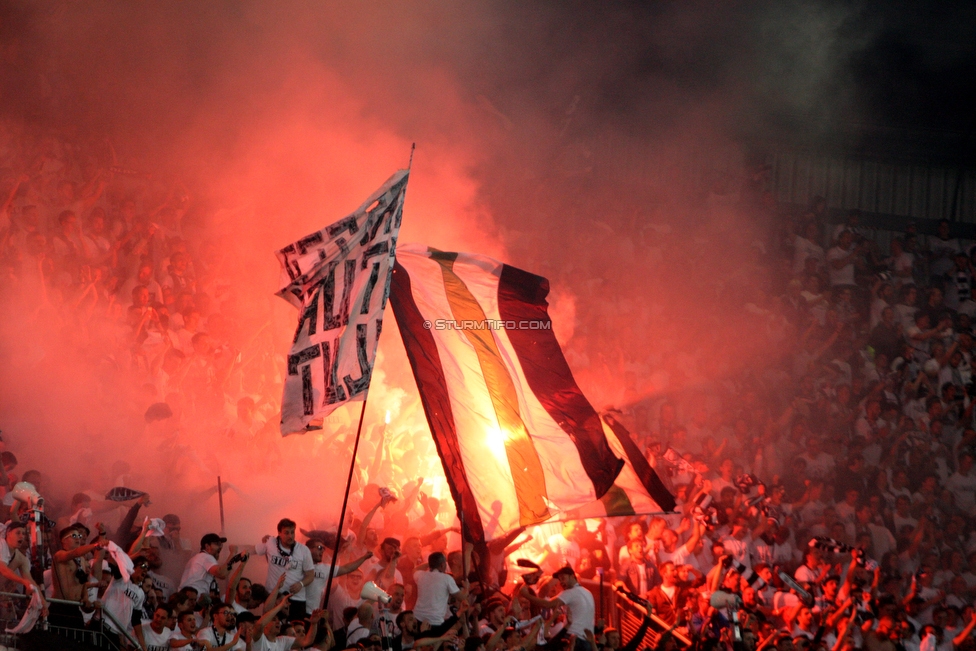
[799,451,835,480]
[140,624,173,651]
[148,570,174,600]
[722,536,752,569]
[793,237,825,274]
[558,584,595,637]
[0,538,13,565]
[413,570,459,625]
[346,616,371,645]
[657,545,693,568]
[102,578,145,635]
[170,629,195,644]
[179,552,219,596]
[254,634,297,651]
[305,562,336,615]
[827,246,855,286]
[326,582,363,630]
[255,538,314,602]
[198,625,245,650]
[946,471,976,513]
[794,564,819,584]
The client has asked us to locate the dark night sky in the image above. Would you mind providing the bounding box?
[0,1,973,160]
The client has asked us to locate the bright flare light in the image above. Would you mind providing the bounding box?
[485,424,511,464]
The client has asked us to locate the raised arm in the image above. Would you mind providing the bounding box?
[518,584,563,610]
[953,611,976,647]
[297,609,328,648]
[682,518,704,554]
[253,594,291,643]
[225,552,250,604]
[335,551,373,577]
[127,514,153,556]
[0,555,34,591]
[263,574,287,613]
[357,500,384,546]
[54,539,108,563]
[706,555,728,594]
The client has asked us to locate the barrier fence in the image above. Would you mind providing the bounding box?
[1,583,686,651]
[0,592,140,651]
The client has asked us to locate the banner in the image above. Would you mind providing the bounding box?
[389,244,630,542]
[276,170,408,434]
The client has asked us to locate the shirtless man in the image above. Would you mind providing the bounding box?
[51,522,108,627]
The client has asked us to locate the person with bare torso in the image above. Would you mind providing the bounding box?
[51,522,108,627]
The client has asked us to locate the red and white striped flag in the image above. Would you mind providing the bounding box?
[389,244,673,542]
[276,170,408,434]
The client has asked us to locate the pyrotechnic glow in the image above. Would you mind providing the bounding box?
[484,424,511,466]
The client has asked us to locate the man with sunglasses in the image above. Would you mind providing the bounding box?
[305,537,373,615]
[197,601,244,650]
[51,522,108,627]
[101,554,150,649]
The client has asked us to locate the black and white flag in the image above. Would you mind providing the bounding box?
[276,170,409,434]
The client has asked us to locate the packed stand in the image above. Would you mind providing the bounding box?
[2,121,976,651]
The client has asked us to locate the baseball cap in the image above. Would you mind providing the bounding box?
[162,514,181,526]
[553,566,576,579]
[381,537,401,548]
[201,533,227,547]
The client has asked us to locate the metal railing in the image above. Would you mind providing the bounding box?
[0,591,141,650]
[579,579,691,649]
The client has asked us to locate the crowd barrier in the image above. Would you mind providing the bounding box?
[0,592,139,651]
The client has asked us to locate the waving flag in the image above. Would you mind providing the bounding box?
[390,244,639,542]
[585,414,676,517]
[276,170,409,434]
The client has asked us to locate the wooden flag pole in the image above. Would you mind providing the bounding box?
[217,476,225,535]
[322,397,370,610]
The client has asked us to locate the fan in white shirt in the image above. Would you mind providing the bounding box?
[179,533,243,598]
[102,555,149,646]
[251,593,326,651]
[196,602,244,650]
[255,519,315,621]
[304,537,373,615]
[137,605,175,651]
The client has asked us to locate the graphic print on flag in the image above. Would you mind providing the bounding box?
[389,244,630,542]
[276,170,408,434]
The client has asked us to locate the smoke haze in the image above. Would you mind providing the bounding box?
[1,0,965,555]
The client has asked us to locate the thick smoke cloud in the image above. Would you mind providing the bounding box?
[0,0,951,546]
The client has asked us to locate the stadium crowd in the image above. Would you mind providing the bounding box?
[2,119,976,651]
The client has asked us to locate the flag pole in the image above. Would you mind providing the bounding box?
[322,397,370,610]
[217,476,225,535]
[408,143,416,170]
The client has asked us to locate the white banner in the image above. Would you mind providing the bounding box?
[276,170,409,434]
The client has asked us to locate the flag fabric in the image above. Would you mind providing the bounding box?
[571,414,676,519]
[389,244,631,542]
[5,585,43,634]
[276,170,409,434]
